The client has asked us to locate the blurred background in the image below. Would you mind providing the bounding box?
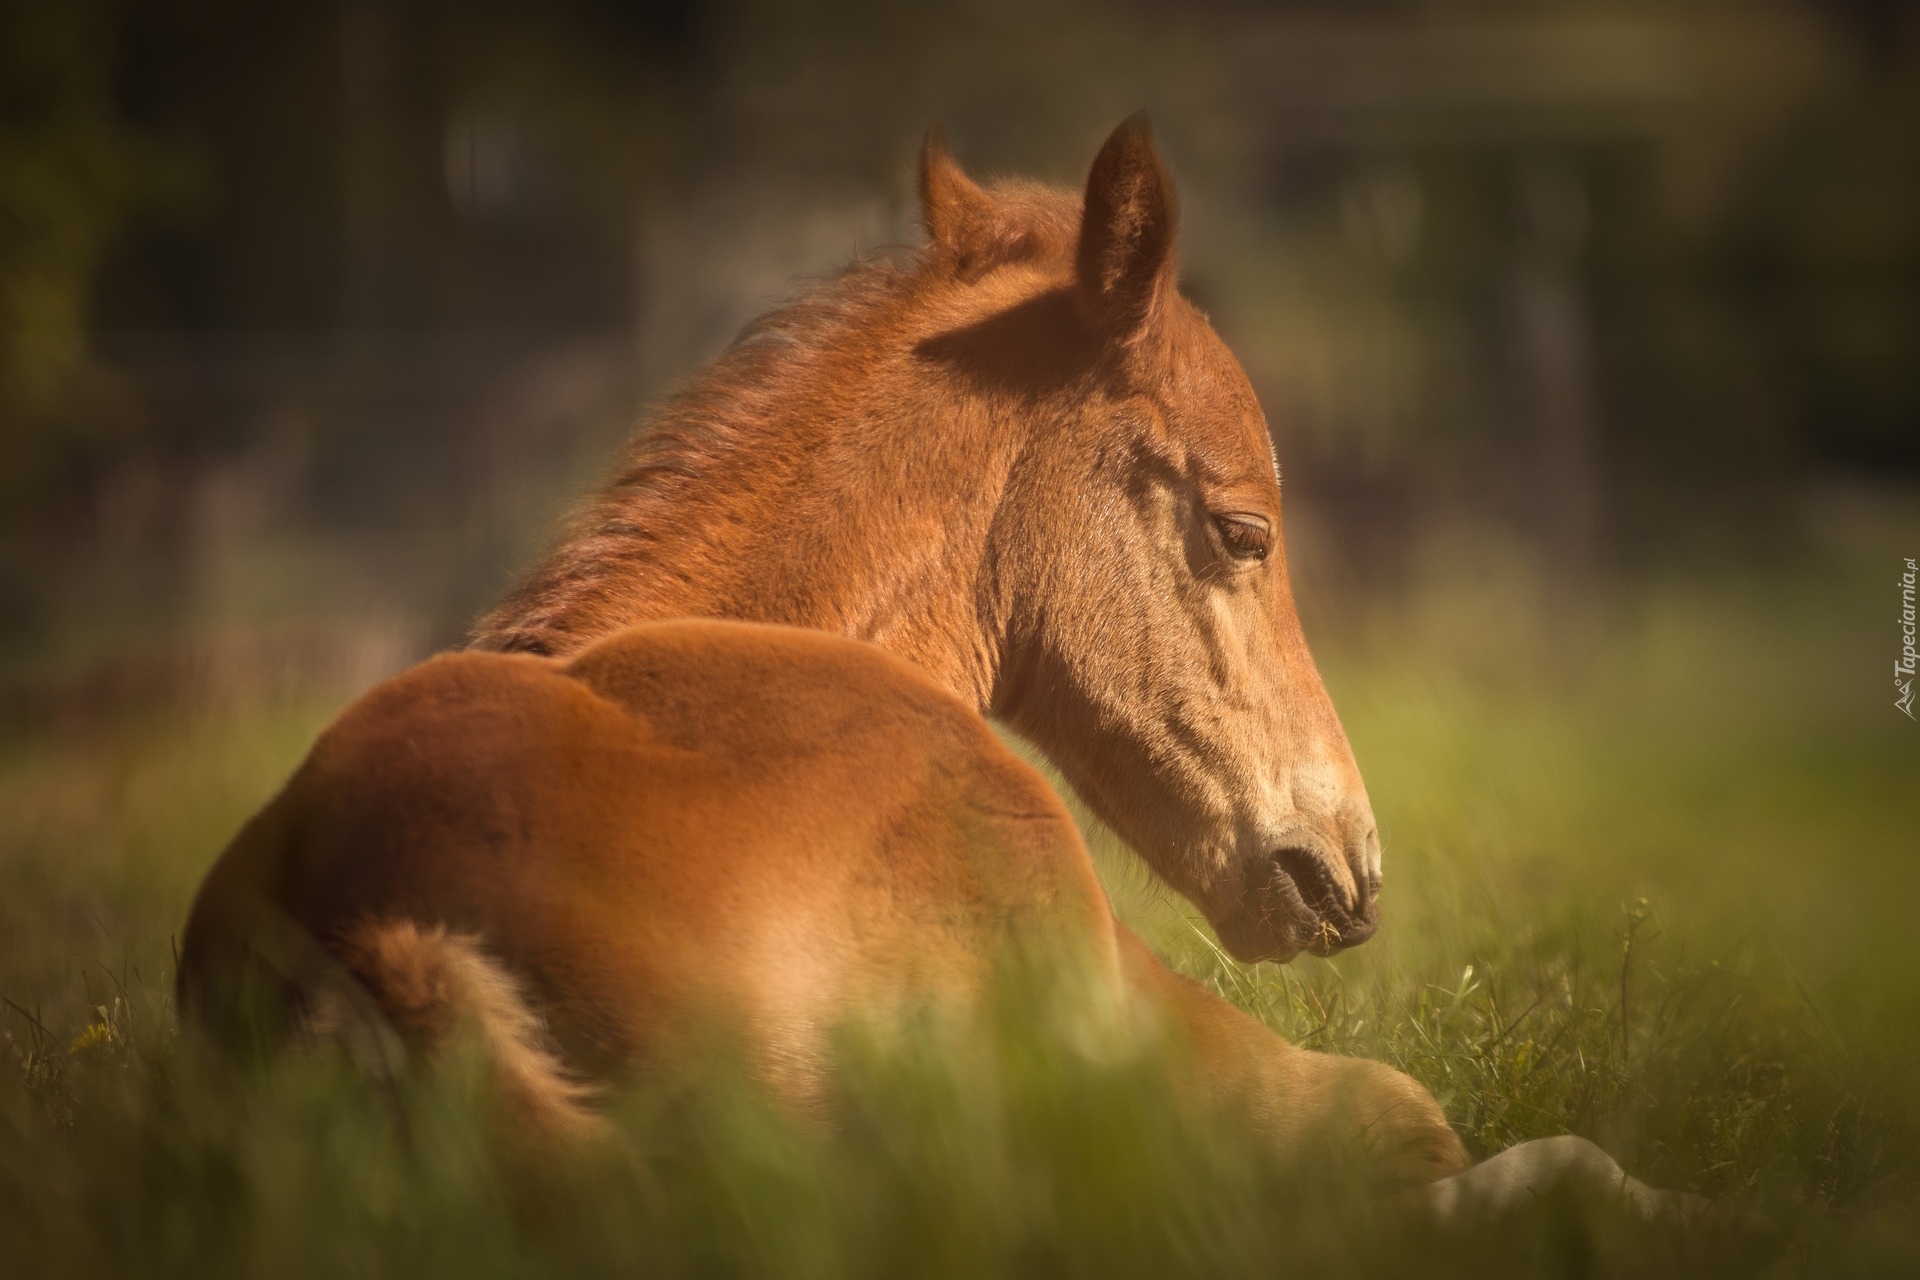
[4,4,1920,1260]
[3,0,1915,693]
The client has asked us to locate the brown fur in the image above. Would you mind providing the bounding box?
[179,120,1468,1184]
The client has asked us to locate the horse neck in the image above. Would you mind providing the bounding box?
[482,361,1022,713]
[729,410,1017,706]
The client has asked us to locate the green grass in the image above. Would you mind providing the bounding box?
[3,520,1918,1276]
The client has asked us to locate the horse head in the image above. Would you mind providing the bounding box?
[918,119,1380,962]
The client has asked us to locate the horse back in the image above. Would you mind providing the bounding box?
[179,619,1118,1090]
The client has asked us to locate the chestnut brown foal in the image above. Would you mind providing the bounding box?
[180,119,1469,1185]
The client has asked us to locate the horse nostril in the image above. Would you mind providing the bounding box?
[1347,824,1382,915]
[1270,845,1347,917]
[1270,843,1378,953]
[1356,860,1381,909]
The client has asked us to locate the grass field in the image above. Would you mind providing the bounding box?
[3,507,1916,1276]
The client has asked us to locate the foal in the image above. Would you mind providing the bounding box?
[182,118,1695,1221]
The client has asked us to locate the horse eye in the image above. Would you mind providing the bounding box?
[1213,513,1271,562]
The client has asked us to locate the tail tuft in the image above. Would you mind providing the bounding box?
[316,919,607,1147]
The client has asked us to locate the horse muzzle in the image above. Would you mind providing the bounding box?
[1270,842,1379,955]
[1216,832,1381,963]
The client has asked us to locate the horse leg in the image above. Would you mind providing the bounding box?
[1115,927,1468,1185]
[1410,1135,1709,1228]
[1109,930,1719,1222]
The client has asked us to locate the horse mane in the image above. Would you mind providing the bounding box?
[617,255,919,491]
[471,179,1083,656]
[607,175,1080,495]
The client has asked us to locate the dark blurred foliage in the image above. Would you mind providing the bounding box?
[1,0,1915,651]
[0,3,192,523]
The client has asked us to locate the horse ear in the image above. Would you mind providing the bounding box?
[1076,113,1178,337]
[919,123,993,248]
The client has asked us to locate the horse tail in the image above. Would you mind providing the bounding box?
[317,918,607,1147]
